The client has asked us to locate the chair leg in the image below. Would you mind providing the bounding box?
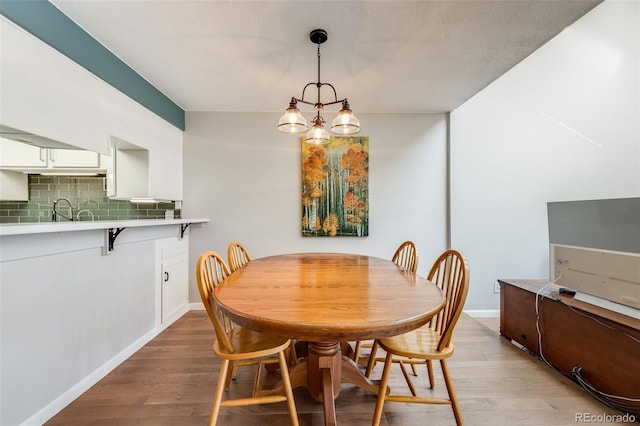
[288,340,298,365]
[372,352,393,426]
[410,361,418,376]
[231,363,239,379]
[224,362,235,390]
[365,340,379,377]
[440,359,463,426]
[210,359,230,426]
[278,350,299,426]
[353,340,362,362]
[427,360,435,389]
[252,361,263,397]
[398,360,417,396]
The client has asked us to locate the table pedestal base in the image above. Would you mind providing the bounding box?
[260,341,380,426]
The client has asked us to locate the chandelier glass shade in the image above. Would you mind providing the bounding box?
[277,29,360,145]
[330,100,359,135]
[277,99,308,134]
[305,115,331,145]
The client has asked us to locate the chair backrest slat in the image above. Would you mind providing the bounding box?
[426,250,470,352]
[228,241,252,272]
[391,240,419,273]
[196,251,236,353]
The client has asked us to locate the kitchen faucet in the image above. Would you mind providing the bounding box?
[52,197,74,222]
[76,209,95,221]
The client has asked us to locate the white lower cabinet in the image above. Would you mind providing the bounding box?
[156,236,189,324]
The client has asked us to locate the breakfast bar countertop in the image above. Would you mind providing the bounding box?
[0,217,210,236]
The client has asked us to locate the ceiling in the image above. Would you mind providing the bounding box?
[50,0,602,115]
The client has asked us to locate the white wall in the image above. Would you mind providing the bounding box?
[0,17,184,201]
[183,112,448,302]
[1,234,148,426]
[450,0,640,311]
[0,16,189,425]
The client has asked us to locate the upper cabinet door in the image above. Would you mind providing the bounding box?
[49,149,100,168]
[0,138,47,167]
[0,139,102,169]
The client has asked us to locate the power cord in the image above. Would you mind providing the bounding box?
[534,284,555,369]
[532,285,640,417]
[571,366,640,417]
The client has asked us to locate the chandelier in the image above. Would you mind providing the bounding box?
[277,29,360,145]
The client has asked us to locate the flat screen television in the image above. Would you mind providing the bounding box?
[547,197,640,318]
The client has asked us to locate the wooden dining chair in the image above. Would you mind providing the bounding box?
[391,240,419,274]
[370,249,470,426]
[352,240,419,369]
[196,251,299,426]
[226,242,301,366]
[227,241,252,272]
[197,250,257,384]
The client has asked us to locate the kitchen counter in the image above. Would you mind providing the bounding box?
[0,217,209,236]
[1,217,207,426]
[0,217,210,262]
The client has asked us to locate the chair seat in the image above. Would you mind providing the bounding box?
[378,326,454,360]
[214,325,291,361]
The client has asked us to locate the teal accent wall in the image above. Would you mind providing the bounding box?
[0,0,185,131]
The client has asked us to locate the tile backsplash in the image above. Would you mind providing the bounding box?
[0,175,179,224]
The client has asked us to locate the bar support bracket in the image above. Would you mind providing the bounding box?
[104,227,126,254]
[180,223,191,239]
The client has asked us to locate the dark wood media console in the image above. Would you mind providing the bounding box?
[499,279,640,406]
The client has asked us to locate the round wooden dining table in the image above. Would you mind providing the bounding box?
[214,252,445,426]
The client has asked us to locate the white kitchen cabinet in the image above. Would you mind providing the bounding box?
[156,236,189,324]
[48,148,100,168]
[107,137,151,200]
[0,138,47,167]
[0,138,101,170]
[113,147,149,199]
[0,170,29,201]
[104,148,116,198]
[146,136,182,202]
[161,255,189,323]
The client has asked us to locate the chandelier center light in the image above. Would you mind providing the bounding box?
[277,29,360,145]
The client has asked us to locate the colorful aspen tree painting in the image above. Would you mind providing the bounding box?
[301,136,369,237]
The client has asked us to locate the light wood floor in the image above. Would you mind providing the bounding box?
[46,311,622,426]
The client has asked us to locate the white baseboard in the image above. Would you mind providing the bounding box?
[464,309,500,318]
[23,306,189,426]
[190,302,205,310]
